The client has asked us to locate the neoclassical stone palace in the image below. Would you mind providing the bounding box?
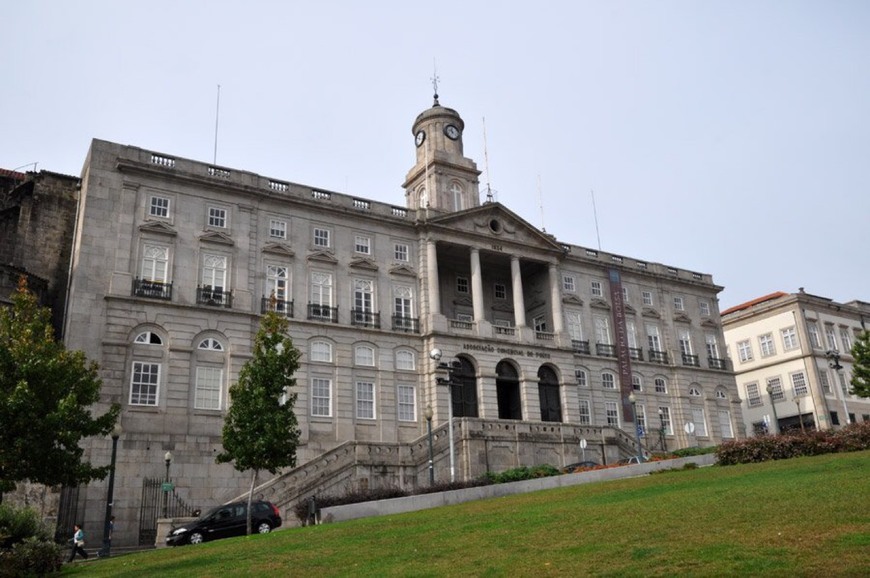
[63,96,742,546]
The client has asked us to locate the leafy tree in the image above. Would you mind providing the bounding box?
[850,330,870,398]
[216,309,301,535]
[0,278,119,502]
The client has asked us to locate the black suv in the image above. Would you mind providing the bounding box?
[166,500,282,546]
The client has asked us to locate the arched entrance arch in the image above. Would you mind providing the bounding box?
[451,356,478,418]
[538,365,562,422]
[496,360,522,420]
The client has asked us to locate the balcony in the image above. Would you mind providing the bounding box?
[449,318,473,331]
[536,331,555,342]
[351,310,380,329]
[392,315,419,333]
[596,343,617,358]
[261,297,293,318]
[629,347,644,361]
[648,350,669,365]
[572,340,591,355]
[494,325,516,337]
[197,285,232,308]
[681,353,700,367]
[307,304,338,323]
[132,278,172,300]
[708,357,730,371]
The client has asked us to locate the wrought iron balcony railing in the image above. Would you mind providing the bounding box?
[392,315,419,333]
[307,304,338,323]
[351,310,380,329]
[261,297,294,317]
[132,278,172,300]
[196,285,232,308]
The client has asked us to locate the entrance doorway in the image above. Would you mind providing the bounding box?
[538,366,562,422]
[496,361,522,419]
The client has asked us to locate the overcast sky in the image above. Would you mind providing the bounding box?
[2,1,868,310]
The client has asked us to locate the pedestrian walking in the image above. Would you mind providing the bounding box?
[68,523,88,562]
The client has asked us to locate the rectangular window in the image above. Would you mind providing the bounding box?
[746,382,762,407]
[622,286,629,302]
[563,275,575,292]
[654,378,667,393]
[658,406,672,435]
[673,296,684,311]
[602,373,616,389]
[636,404,647,431]
[208,206,227,228]
[642,290,654,306]
[718,410,734,438]
[353,279,374,313]
[807,321,822,348]
[354,235,371,255]
[311,378,332,417]
[456,276,469,293]
[202,254,228,289]
[578,399,591,425]
[737,340,753,363]
[397,385,416,422]
[825,325,838,351]
[819,370,832,394]
[646,324,661,351]
[266,265,289,303]
[678,329,693,356]
[533,315,548,332]
[596,316,612,345]
[692,407,708,437]
[313,227,331,248]
[576,370,587,387]
[759,333,776,357]
[605,401,619,426]
[766,376,784,401]
[699,300,711,316]
[591,281,603,297]
[626,321,638,349]
[705,334,720,359]
[356,381,375,420]
[310,272,333,307]
[791,371,808,396]
[269,219,286,239]
[394,243,409,262]
[393,285,414,317]
[141,244,169,283]
[150,195,170,218]
[566,312,584,342]
[781,327,799,351]
[840,328,853,352]
[130,362,160,406]
[195,367,223,410]
[494,283,506,300]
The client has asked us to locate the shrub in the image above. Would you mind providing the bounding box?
[0,505,53,550]
[0,537,63,578]
[484,465,561,484]
[671,446,717,458]
[293,487,410,524]
[716,421,870,465]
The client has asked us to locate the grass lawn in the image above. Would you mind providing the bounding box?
[64,451,870,577]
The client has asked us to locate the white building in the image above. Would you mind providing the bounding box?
[64,96,742,546]
[722,289,870,435]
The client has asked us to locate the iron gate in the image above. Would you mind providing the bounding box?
[138,477,197,546]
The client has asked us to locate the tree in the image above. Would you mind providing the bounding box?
[0,277,119,502]
[216,309,301,535]
[850,330,870,398]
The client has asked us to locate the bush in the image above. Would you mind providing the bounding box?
[484,465,561,484]
[0,505,53,550]
[716,421,870,465]
[671,446,717,458]
[0,538,63,578]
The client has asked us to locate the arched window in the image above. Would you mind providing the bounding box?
[311,340,333,363]
[134,331,162,345]
[632,374,643,391]
[715,388,728,399]
[355,344,375,366]
[451,181,464,211]
[654,377,668,393]
[689,385,702,397]
[602,372,616,389]
[198,338,223,351]
[396,350,415,371]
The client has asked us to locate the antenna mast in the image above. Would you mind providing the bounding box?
[482,117,495,203]
[591,189,602,250]
[213,84,221,165]
[537,174,545,232]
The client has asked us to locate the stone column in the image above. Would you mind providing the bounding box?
[511,255,526,327]
[470,248,484,322]
[549,263,564,333]
[427,240,440,315]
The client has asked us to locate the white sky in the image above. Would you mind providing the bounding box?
[2,1,868,310]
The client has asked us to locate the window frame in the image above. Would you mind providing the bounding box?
[194,366,223,410]
[207,206,227,229]
[397,384,416,422]
[149,195,170,218]
[130,361,160,406]
[355,380,376,420]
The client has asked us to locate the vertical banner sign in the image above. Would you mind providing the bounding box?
[608,269,634,422]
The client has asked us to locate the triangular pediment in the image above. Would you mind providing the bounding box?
[307,250,338,264]
[590,298,611,310]
[701,318,719,329]
[349,257,379,271]
[427,202,566,254]
[562,294,584,306]
[262,243,295,257]
[198,231,234,245]
[453,296,473,306]
[389,264,417,277]
[491,301,513,312]
[674,312,692,324]
[641,307,661,319]
[624,303,637,315]
[139,221,177,236]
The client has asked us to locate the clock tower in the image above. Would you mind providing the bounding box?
[403,94,481,213]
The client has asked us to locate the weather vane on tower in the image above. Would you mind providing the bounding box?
[431,60,440,106]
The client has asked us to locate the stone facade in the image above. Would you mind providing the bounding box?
[722,289,870,434]
[63,98,742,547]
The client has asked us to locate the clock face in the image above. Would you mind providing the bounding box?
[444,124,460,140]
[415,130,426,147]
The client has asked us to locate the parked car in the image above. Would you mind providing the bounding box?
[166,500,282,546]
[617,456,646,465]
[561,461,600,473]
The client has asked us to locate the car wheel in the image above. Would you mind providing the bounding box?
[189,532,205,544]
[256,521,272,534]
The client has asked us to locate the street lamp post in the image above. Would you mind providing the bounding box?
[99,423,122,558]
[424,405,435,486]
[826,349,851,425]
[429,348,456,483]
[766,384,780,434]
[658,408,666,451]
[163,451,172,518]
[628,393,644,463]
